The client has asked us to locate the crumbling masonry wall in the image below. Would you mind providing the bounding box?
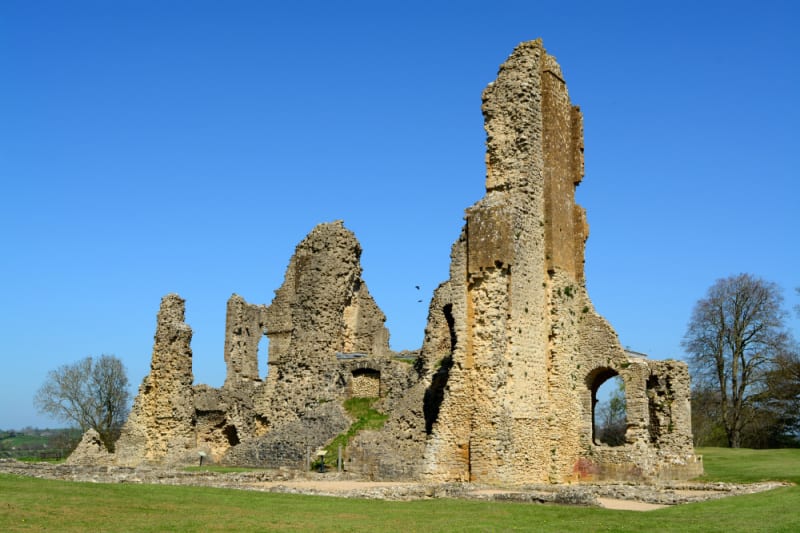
[96,40,699,483]
[421,40,700,483]
[223,294,269,388]
[112,222,404,467]
[115,294,196,465]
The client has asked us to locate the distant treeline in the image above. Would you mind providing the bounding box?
[0,427,81,460]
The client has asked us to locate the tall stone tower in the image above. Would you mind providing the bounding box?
[422,40,699,483]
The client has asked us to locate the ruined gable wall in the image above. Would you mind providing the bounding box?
[256,222,369,422]
[251,223,355,426]
[114,294,196,466]
[521,47,593,482]
[233,222,394,467]
[263,221,389,364]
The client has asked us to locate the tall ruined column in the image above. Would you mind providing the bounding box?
[423,39,699,483]
[424,40,556,482]
[115,294,196,465]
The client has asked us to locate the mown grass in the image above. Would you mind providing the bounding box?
[1,448,799,532]
[696,447,800,484]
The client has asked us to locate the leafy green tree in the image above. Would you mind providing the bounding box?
[690,386,728,447]
[34,355,130,452]
[683,274,792,448]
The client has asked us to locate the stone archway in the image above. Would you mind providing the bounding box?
[586,367,627,446]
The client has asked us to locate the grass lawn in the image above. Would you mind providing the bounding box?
[696,447,800,483]
[1,448,799,532]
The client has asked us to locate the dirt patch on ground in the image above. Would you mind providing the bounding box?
[596,498,669,511]
[254,480,405,491]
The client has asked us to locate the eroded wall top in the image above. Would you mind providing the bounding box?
[265,220,390,365]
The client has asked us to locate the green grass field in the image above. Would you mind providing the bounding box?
[1,448,799,532]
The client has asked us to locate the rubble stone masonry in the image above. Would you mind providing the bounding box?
[421,40,699,483]
[80,40,701,484]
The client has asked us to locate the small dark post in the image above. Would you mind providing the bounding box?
[315,448,327,473]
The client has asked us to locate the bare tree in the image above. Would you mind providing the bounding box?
[757,347,800,445]
[796,287,800,317]
[595,377,627,446]
[34,355,130,452]
[682,274,790,448]
[690,386,727,447]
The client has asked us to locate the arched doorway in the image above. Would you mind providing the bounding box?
[588,368,627,446]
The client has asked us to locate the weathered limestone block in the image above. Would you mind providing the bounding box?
[114,294,196,466]
[351,370,380,397]
[66,429,112,466]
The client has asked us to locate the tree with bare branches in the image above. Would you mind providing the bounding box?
[683,274,791,448]
[34,355,130,452]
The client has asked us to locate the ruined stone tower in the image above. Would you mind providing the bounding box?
[91,40,700,483]
[420,40,699,483]
[115,294,196,465]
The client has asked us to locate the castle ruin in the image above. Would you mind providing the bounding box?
[93,40,702,483]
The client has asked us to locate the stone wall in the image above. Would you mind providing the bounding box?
[109,223,400,468]
[65,429,112,466]
[421,40,700,483]
[114,294,197,466]
[81,39,700,483]
[351,369,381,398]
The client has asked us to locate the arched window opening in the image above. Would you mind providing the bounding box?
[591,371,627,446]
[351,368,380,398]
[258,335,270,377]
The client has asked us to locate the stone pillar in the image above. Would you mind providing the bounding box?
[223,294,268,387]
[115,293,196,465]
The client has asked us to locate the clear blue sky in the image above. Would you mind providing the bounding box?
[2,1,798,430]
